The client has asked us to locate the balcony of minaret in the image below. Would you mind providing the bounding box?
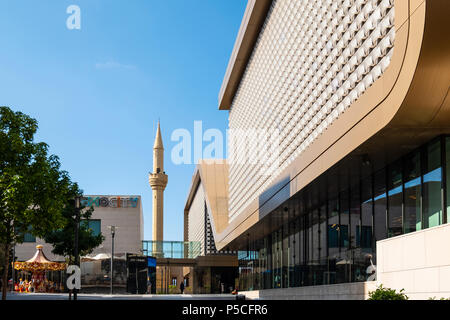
[148,171,168,190]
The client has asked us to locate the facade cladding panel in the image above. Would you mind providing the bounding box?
[188,183,207,255]
[228,0,395,221]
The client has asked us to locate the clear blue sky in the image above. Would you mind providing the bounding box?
[0,0,246,241]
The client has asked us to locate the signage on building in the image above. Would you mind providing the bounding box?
[81,196,139,208]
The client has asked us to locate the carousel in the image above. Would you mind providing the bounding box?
[13,245,67,293]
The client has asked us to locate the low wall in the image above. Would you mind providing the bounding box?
[241,281,377,300]
[377,223,450,300]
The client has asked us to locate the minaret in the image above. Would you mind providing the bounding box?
[149,121,168,242]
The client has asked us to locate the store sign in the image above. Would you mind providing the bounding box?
[81,196,139,208]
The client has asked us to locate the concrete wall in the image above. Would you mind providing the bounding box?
[377,223,450,300]
[15,195,143,262]
[241,282,377,300]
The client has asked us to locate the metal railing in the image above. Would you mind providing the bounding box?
[142,241,201,259]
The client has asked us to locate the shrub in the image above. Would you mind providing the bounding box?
[368,285,409,300]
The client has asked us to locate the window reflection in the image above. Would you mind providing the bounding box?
[238,136,450,291]
[404,151,421,233]
[423,140,442,229]
[388,162,403,237]
[374,170,387,242]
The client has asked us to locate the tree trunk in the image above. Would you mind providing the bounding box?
[2,243,10,300]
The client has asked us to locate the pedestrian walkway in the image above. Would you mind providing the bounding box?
[5,292,237,300]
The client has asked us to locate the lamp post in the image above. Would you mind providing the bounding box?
[10,243,15,292]
[109,226,116,295]
[73,197,80,301]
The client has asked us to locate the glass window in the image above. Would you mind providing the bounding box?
[272,230,282,289]
[404,150,422,233]
[282,221,289,288]
[311,209,321,285]
[339,190,350,249]
[360,175,373,249]
[328,197,339,250]
[82,219,101,236]
[312,209,320,263]
[305,211,313,286]
[350,181,361,250]
[423,140,442,229]
[289,219,296,288]
[319,205,327,260]
[374,169,387,242]
[446,137,450,224]
[319,204,327,285]
[296,216,305,287]
[23,232,36,243]
[327,196,339,285]
[21,226,36,243]
[388,161,403,237]
[350,181,362,282]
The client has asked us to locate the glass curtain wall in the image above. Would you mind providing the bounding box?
[238,136,449,291]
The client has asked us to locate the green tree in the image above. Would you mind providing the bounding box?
[368,284,409,300]
[44,183,105,264]
[0,106,71,300]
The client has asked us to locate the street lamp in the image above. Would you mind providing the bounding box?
[74,197,80,301]
[69,197,80,301]
[108,226,117,295]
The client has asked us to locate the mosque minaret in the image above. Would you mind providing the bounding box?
[148,121,168,242]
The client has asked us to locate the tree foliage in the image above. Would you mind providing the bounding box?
[0,106,72,299]
[368,284,409,300]
[44,183,105,264]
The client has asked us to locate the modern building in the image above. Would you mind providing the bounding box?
[183,159,238,293]
[14,195,144,262]
[214,0,450,299]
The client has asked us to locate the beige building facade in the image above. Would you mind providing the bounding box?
[15,195,144,262]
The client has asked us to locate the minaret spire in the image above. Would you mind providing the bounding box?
[154,120,164,149]
[149,121,168,244]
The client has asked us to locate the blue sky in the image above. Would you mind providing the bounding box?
[0,0,246,241]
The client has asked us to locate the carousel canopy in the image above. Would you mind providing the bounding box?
[14,245,66,271]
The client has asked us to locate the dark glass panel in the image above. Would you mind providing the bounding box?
[350,181,361,250]
[294,216,301,287]
[298,216,306,286]
[339,190,350,249]
[311,209,321,285]
[423,140,442,229]
[282,221,289,288]
[318,205,327,285]
[374,169,387,243]
[350,181,363,282]
[446,137,450,224]
[289,219,296,288]
[305,211,313,286]
[388,162,403,237]
[361,175,373,249]
[264,236,272,289]
[404,150,421,233]
[327,197,339,285]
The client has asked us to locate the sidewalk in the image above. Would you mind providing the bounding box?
[4,292,237,300]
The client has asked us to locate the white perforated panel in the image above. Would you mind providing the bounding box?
[228,0,395,221]
[188,184,206,255]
